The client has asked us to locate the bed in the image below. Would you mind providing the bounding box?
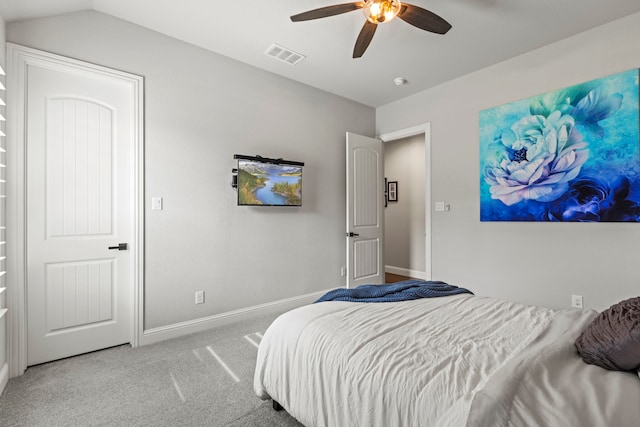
[253,284,640,426]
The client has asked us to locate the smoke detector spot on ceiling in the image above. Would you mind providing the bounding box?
[265,43,306,65]
[394,77,408,86]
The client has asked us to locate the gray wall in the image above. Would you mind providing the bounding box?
[384,135,425,275]
[377,12,640,311]
[8,11,375,329]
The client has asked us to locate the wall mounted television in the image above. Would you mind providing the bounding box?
[234,155,304,207]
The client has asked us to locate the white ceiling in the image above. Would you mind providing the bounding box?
[2,0,640,107]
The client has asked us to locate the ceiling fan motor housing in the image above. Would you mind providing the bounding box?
[363,0,402,24]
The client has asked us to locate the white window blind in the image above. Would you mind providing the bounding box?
[0,64,6,322]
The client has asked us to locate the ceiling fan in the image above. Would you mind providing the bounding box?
[290,0,452,58]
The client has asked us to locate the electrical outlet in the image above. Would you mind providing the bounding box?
[571,294,583,309]
[195,290,205,304]
[340,267,346,277]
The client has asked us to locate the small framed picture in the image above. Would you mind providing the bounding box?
[388,181,398,202]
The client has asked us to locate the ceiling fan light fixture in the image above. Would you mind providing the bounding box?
[290,0,451,59]
[363,0,401,24]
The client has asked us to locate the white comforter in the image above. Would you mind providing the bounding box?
[254,294,640,427]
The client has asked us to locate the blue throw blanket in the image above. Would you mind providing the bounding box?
[315,280,473,303]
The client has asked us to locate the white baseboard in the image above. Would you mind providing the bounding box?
[0,363,8,397]
[141,289,332,346]
[385,265,427,280]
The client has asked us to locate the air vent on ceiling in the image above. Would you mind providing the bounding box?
[264,43,306,66]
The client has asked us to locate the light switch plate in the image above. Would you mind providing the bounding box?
[151,197,163,211]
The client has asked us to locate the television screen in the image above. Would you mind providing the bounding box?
[237,159,302,206]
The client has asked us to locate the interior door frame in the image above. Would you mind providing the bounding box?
[5,43,145,377]
[379,123,432,280]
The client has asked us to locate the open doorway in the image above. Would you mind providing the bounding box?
[384,135,426,281]
[379,124,431,283]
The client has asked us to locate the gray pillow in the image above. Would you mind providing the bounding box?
[575,296,640,371]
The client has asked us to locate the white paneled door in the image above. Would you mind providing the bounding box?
[26,58,136,365]
[346,132,384,288]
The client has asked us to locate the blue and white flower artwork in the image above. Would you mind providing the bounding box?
[480,69,640,222]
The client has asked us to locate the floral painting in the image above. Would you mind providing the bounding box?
[480,69,640,222]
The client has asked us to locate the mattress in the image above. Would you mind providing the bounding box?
[254,294,640,426]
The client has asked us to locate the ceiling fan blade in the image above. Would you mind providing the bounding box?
[353,21,377,58]
[291,3,364,22]
[398,3,452,34]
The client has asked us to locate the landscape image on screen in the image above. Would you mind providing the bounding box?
[237,159,302,206]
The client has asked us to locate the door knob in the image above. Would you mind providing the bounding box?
[346,232,360,237]
[108,243,128,251]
